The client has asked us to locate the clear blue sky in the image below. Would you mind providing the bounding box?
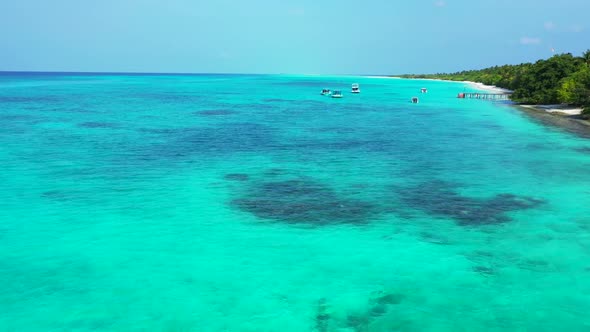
[0,0,588,75]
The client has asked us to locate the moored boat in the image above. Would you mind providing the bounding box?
[321,89,331,96]
[331,90,343,98]
[351,83,360,94]
[411,97,419,104]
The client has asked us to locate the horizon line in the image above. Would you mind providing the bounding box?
[0,70,389,77]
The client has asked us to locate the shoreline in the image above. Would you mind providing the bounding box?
[519,104,583,116]
[464,81,512,94]
[464,84,590,136]
[385,76,512,94]
[388,76,590,136]
[515,105,590,138]
[514,104,590,128]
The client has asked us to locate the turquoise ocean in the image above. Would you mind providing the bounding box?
[1,73,590,331]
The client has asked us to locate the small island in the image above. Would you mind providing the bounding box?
[397,50,590,119]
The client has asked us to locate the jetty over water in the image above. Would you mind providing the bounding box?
[458,92,512,100]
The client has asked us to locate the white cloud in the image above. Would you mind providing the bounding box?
[520,37,542,45]
[544,21,556,31]
[434,0,446,7]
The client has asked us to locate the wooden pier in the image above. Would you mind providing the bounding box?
[458,92,512,100]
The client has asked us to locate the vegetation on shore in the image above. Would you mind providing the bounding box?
[398,50,590,118]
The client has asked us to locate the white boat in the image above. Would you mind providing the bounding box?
[411,97,419,104]
[331,90,343,98]
[351,83,360,94]
[321,89,331,96]
[421,88,428,93]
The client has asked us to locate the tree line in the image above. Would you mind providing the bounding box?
[398,50,590,118]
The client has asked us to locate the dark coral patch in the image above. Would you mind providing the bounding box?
[0,114,33,121]
[517,259,551,272]
[262,98,293,103]
[399,180,544,226]
[232,178,378,225]
[194,110,237,116]
[180,123,276,153]
[373,292,405,306]
[366,293,404,320]
[346,314,370,331]
[40,190,86,202]
[369,304,388,317]
[419,231,452,245]
[306,127,356,134]
[347,292,405,328]
[132,93,205,104]
[139,122,278,160]
[473,265,495,276]
[575,147,590,154]
[138,127,179,135]
[0,96,60,103]
[263,168,289,177]
[286,137,393,153]
[315,292,406,331]
[234,103,277,111]
[224,173,250,181]
[315,298,330,332]
[79,122,119,129]
[41,190,70,201]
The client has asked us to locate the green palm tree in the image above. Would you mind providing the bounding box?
[583,50,590,66]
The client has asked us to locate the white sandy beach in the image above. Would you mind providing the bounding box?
[464,81,512,94]
[521,104,583,116]
[383,76,512,94]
